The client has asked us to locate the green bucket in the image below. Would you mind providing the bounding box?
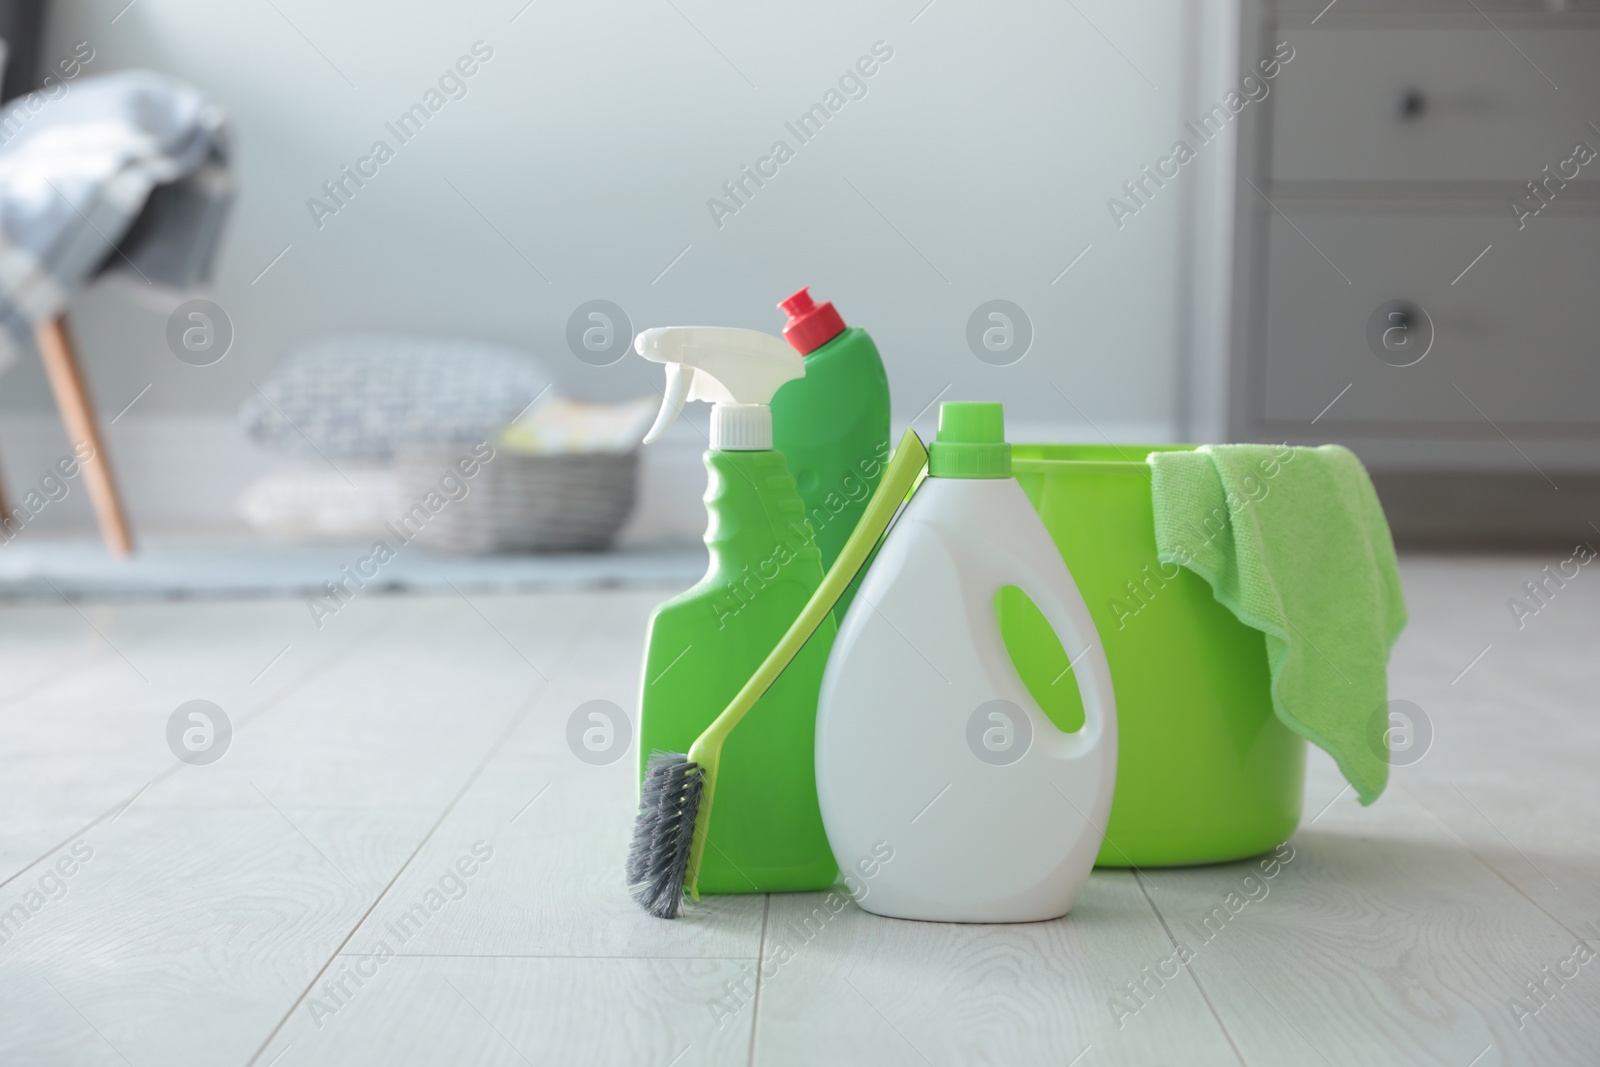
[999,444,1304,867]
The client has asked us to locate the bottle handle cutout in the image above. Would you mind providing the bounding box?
[994,584,1087,735]
[974,552,1111,764]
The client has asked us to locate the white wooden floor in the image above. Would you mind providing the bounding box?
[1,554,1597,1066]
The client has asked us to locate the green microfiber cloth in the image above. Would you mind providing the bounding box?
[1148,444,1406,805]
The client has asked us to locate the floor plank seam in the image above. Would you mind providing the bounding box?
[1132,868,1254,1067]
[227,611,407,738]
[339,953,765,961]
[0,612,403,894]
[0,647,111,712]
[745,894,771,1067]
[241,680,547,1067]
[1395,784,1598,947]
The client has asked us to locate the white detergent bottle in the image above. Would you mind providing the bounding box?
[815,402,1117,923]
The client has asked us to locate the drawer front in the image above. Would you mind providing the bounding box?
[1269,27,1600,182]
[1256,203,1600,430]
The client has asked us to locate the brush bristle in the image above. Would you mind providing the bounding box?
[626,751,704,919]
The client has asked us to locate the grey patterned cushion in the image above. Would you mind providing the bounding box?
[239,334,550,460]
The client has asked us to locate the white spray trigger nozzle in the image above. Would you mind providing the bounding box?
[633,326,804,450]
[643,363,694,444]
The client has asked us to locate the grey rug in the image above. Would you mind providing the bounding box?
[0,538,706,600]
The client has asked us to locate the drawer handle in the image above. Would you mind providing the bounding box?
[1399,89,1427,122]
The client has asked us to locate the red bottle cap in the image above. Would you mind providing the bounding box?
[778,287,847,355]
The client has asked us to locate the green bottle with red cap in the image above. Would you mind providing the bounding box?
[771,287,892,621]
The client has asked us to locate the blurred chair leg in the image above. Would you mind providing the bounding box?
[35,314,134,557]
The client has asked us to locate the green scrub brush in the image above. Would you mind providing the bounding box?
[626,429,929,918]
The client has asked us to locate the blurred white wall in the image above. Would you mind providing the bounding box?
[1,0,1219,537]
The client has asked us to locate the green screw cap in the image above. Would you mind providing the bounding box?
[928,401,1011,478]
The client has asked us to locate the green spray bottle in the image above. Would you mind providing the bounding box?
[771,288,892,621]
[634,325,838,894]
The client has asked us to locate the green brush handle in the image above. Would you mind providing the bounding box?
[682,430,927,899]
[689,428,927,762]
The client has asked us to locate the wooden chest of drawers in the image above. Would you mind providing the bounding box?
[1215,2,1600,543]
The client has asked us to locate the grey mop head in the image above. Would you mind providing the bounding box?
[626,751,704,919]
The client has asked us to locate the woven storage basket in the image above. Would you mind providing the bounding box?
[394,447,638,554]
